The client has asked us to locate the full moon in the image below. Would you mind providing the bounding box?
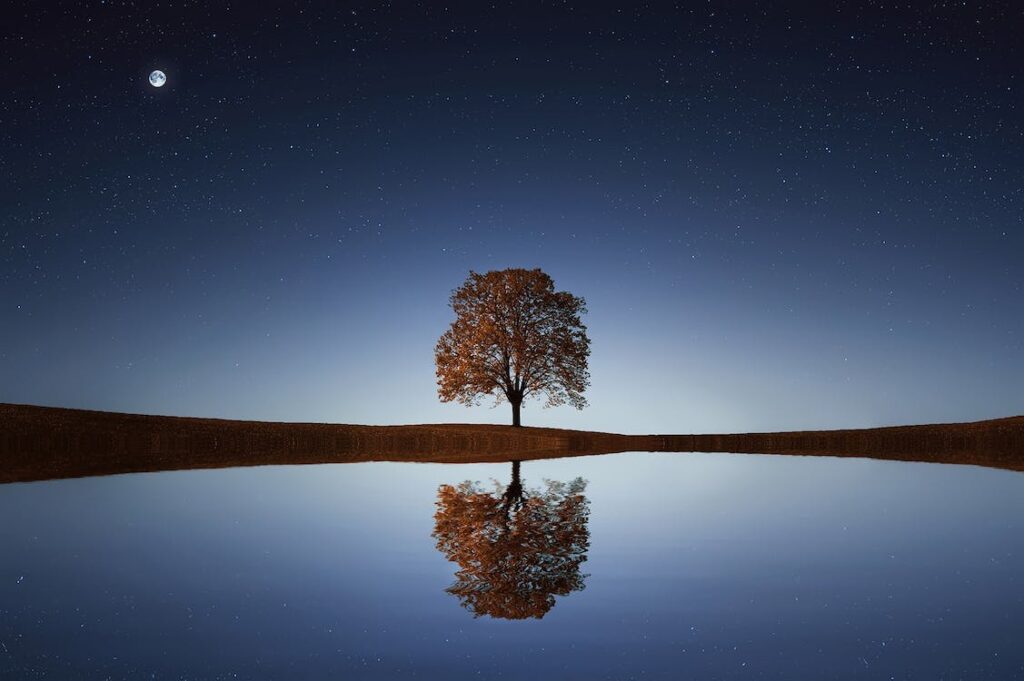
[148,70,166,88]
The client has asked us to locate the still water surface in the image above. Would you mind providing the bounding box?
[1,452,1023,679]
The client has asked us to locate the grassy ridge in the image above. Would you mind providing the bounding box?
[1,403,1022,484]
[659,417,1024,471]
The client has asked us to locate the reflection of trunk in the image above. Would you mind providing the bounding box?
[502,460,523,513]
[511,399,522,427]
[509,460,521,495]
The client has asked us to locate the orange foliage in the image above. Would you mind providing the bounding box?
[435,268,590,425]
[432,464,590,619]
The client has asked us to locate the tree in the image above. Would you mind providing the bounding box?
[432,461,590,620]
[435,268,590,427]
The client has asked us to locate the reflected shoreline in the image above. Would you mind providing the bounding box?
[1,403,1022,484]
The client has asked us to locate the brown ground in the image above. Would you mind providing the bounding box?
[1,403,1022,484]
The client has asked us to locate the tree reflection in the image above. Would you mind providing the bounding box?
[432,460,590,619]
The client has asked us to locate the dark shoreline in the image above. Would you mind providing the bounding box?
[1,403,1022,484]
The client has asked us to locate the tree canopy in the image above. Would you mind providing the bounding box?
[432,462,590,620]
[435,268,590,426]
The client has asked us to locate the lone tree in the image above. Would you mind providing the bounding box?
[435,268,590,427]
[432,463,590,620]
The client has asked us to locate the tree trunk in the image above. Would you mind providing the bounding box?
[511,399,522,427]
[502,460,524,514]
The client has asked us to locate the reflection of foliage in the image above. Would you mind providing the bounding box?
[433,463,590,620]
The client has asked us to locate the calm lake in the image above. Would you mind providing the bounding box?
[2,452,1023,679]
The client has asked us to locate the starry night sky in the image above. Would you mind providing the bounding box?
[2,2,1022,433]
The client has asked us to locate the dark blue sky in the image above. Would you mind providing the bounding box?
[2,1,1021,432]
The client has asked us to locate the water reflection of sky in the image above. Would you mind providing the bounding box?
[2,453,1023,679]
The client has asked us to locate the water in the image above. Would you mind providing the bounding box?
[1,452,1023,679]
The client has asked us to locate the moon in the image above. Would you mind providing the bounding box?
[149,70,167,88]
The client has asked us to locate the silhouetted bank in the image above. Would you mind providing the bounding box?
[0,403,1022,484]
